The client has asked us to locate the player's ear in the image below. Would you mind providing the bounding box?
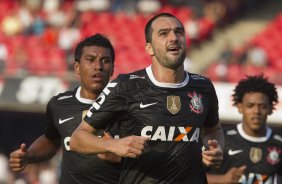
[110,64,114,77]
[237,103,243,114]
[74,61,80,75]
[145,43,154,56]
[268,106,272,115]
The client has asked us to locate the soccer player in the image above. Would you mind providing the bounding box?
[70,13,224,183]
[9,34,121,184]
[207,74,282,184]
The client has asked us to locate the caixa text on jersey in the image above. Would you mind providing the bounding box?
[141,126,200,142]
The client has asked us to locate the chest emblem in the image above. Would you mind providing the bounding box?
[188,91,203,114]
[267,147,281,165]
[167,96,181,114]
[249,147,262,163]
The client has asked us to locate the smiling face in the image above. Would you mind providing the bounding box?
[145,16,187,70]
[74,45,114,99]
[237,92,271,136]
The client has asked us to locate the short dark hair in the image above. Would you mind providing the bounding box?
[144,13,184,43]
[232,74,278,112]
[74,33,115,63]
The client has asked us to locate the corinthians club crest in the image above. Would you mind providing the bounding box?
[267,147,281,165]
[167,96,181,114]
[188,91,203,114]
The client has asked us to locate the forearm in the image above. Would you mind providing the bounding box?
[202,123,224,149]
[70,122,114,154]
[27,135,60,163]
[206,173,226,184]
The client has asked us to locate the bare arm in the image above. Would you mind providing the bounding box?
[70,121,149,158]
[207,165,246,184]
[202,123,224,167]
[9,135,60,172]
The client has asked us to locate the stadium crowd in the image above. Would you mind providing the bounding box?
[0,0,266,78]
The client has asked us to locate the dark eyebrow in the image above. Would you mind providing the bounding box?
[158,28,170,33]
[84,54,111,58]
[84,54,97,58]
[158,27,184,33]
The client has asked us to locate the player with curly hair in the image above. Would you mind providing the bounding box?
[208,74,282,184]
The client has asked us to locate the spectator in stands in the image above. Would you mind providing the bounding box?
[30,12,45,35]
[207,74,282,184]
[184,10,201,48]
[58,25,81,71]
[136,0,161,15]
[9,34,121,184]
[1,10,23,37]
[203,0,226,27]
[246,44,267,68]
[0,42,8,74]
[18,1,34,35]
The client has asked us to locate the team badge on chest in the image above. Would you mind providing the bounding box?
[188,91,203,114]
[267,147,281,165]
[167,96,181,114]
[249,147,262,163]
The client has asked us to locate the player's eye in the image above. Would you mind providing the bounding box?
[175,28,184,36]
[159,31,168,36]
[101,58,111,64]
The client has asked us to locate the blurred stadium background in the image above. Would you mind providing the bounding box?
[0,0,282,183]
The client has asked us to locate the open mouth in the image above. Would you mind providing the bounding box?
[92,74,104,81]
[251,117,262,121]
[167,46,181,54]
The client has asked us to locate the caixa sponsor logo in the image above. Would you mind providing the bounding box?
[141,126,200,142]
[87,82,117,116]
[239,173,273,184]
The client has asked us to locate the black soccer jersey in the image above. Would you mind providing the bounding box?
[84,66,219,184]
[45,87,120,184]
[208,123,282,184]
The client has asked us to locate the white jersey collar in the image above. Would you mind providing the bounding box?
[75,87,94,104]
[146,65,189,88]
[237,123,272,142]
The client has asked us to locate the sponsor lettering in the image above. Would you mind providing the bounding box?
[88,82,117,116]
[141,126,200,142]
[239,173,273,184]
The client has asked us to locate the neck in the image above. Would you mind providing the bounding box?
[151,63,185,83]
[80,87,99,100]
[242,123,267,137]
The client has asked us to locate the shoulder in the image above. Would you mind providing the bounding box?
[115,69,146,81]
[188,73,214,87]
[112,69,147,88]
[223,125,239,138]
[271,131,282,145]
[48,88,76,106]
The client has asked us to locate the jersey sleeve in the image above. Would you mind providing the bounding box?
[84,75,129,130]
[44,99,61,140]
[204,80,219,128]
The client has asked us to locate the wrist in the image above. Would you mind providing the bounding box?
[104,138,117,154]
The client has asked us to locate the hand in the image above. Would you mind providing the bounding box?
[202,140,223,168]
[109,136,150,158]
[9,143,29,172]
[223,166,247,183]
[97,131,121,162]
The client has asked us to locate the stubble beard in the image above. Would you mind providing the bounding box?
[155,50,186,70]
